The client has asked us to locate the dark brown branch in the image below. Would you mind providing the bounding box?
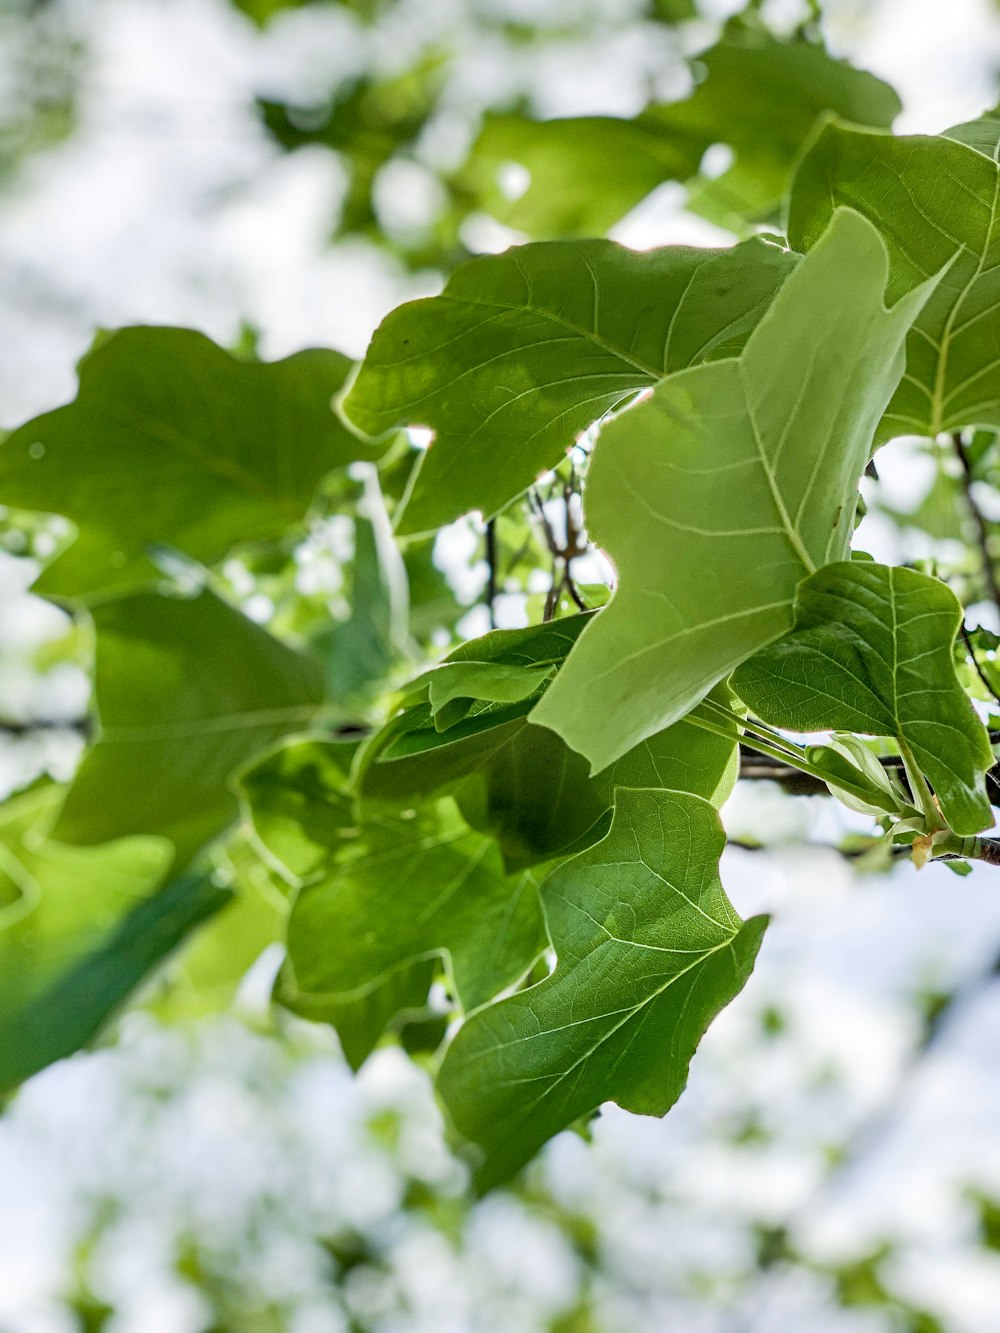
[961,837,1000,867]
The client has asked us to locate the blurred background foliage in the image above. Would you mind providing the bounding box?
[6,0,1000,1330]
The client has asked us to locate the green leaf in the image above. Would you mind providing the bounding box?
[242,738,547,1018]
[462,29,898,238]
[436,787,767,1191]
[424,661,556,728]
[0,787,229,1091]
[0,328,360,596]
[361,615,737,866]
[365,610,594,778]
[364,680,739,870]
[788,116,1000,442]
[285,960,438,1072]
[52,588,324,864]
[237,740,434,1068]
[805,735,910,818]
[531,208,939,772]
[258,53,445,242]
[150,842,290,1021]
[343,236,797,533]
[650,0,698,21]
[232,0,325,27]
[313,470,409,701]
[732,562,994,835]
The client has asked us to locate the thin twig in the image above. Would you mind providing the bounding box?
[953,431,1000,613]
[484,519,498,630]
[961,622,1000,708]
[0,717,92,739]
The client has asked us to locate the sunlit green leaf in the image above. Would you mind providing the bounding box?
[532,209,939,771]
[52,589,324,864]
[0,787,229,1091]
[789,115,1000,442]
[238,739,435,1067]
[462,28,898,238]
[364,663,739,869]
[344,237,796,532]
[437,787,767,1190]
[0,328,359,596]
[732,561,994,835]
[361,614,737,866]
[243,739,547,1023]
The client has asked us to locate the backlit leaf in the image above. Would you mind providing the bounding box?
[531,209,939,771]
[462,28,898,238]
[732,561,994,835]
[362,617,738,866]
[789,115,1000,442]
[344,237,796,532]
[0,787,229,1091]
[0,328,360,596]
[437,787,767,1190]
[52,589,324,864]
[242,739,547,1025]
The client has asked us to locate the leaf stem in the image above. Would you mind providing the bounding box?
[898,736,944,831]
[686,708,882,805]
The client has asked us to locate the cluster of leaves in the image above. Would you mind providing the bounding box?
[249,1,873,268]
[0,0,83,181]
[4,4,1000,1189]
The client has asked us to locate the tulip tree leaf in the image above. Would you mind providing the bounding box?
[52,589,324,865]
[237,740,434,1069]
[531,209,939,772]
[289,959,438,1072]
[462,28,899,238]
[0,327,361,597]
[363,686,739,870]
[456,692,740,869]
[372,612,595,765]
[426,662,555,722]
[437,787,768,1190]
[150,843,293,1022]
[314,471,409,702]
[361,616,738,867]
[242,739,547,1025]
[732,562,994,836]
[343,236,797,532]
[0,787,230,1091]
[788,116,1000,442]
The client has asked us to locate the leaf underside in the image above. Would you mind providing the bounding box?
[464,29,899,238]
[532,208,939,771]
